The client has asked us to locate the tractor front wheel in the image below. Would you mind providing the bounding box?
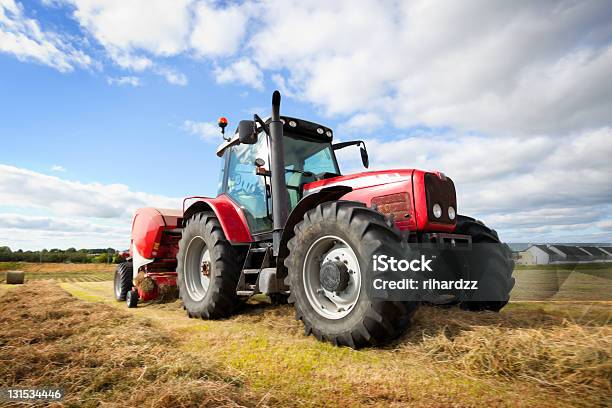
[285,201,418,348]
[177,212,242,319]
[453,215,515,311]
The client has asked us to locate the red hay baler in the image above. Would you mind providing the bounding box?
[114,208,182,305]
[115,91,514,348]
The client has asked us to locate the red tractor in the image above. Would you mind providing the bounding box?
[114,91,514,348]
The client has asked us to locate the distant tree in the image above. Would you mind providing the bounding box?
[92,253,109,263]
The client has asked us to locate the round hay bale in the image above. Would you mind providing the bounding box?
[6,271,25,284]
[140,276,157,293]
[135,270,157,293]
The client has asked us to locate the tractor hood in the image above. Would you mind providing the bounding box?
[303,168,457,233]
[303,169,415,193]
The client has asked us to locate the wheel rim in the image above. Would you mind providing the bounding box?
[303,235,361,320]
[184,236,211,301]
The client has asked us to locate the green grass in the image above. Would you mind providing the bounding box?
[0,262,20,271]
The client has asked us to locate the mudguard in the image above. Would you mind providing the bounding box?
[183,194,252,244]
[276,186,352,279]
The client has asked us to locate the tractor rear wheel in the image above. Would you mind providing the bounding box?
[114,262,133,301]
[177,212,242,319]
[452,215,515,311]
[285,201,418,348]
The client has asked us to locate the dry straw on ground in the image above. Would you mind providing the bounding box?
[0,282,261,408]
[1,279,610,407]
[403,306,611,396]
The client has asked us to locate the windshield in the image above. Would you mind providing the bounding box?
[283,135,339,211]
[283,135,339,175]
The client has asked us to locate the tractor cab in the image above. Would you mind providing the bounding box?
[216,116,365,237]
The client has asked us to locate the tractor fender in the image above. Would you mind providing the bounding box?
[276,185,352,279]
[183,195,253,244]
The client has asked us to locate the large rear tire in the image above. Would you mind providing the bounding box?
[177,212,242,319]
[285,201,418,348]
[453,215,515,311]
[114,262,133,301]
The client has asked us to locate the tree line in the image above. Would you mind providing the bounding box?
[0,246,125,263]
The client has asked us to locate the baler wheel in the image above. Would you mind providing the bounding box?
[126,289,138,308]
[177,212,242,319]
[114,262,133,301]
[285,201,418,349]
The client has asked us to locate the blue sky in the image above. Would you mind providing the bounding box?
[1,0,611,249]
[0,44,323,198]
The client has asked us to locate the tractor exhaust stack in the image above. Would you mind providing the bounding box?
[269,90,289,255]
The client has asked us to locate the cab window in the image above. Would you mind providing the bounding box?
[283,135,339,210]
[226,135,272,234]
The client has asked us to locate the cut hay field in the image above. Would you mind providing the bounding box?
[0,262,114,283]
[0,265,610,407]
[511,264,612,301]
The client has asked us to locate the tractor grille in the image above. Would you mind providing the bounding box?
[424,173,456,225]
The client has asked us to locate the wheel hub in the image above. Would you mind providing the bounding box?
[201,260,211,277]
[303,235,362,320]
[320,260,350,292]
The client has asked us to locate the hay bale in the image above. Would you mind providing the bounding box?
[140,277,157,293]
[6,271,25,284]
[134,271,157,293]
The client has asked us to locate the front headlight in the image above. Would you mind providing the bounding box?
[432,203,442,219]
[448,206,456,220]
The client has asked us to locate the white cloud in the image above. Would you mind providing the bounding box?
[338,112,384,134]
[67,0,193,56]
[0,213,123,234]
[105,46,152,71]
[0,0,93,72]
[59,0,193,84]
[190,1,251,57]
[271,74,297,98]
[0,164,179,219]
[344,127,612,242]
[596,220,612,231]
[106,75,140,86]
[50,164,66,172]
[156,66,187,86]
[248,0,612,136]
[214,58,263,90]
[0,164,180,249]
[182,120,221,142]
[0,216,129,250]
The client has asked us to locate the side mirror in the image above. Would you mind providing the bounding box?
[238,120,258,144]
[360,146,369,168]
